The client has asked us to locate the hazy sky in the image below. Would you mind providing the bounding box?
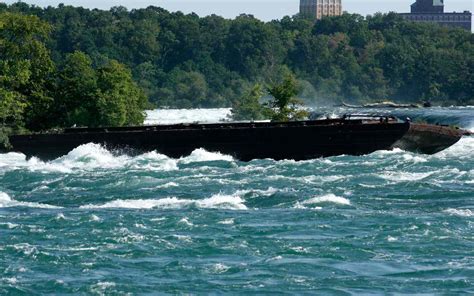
[3,0,472,20]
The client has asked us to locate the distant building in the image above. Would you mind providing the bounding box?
[411,0,444,13]
[300,0,342,20]
[399,0,472,30]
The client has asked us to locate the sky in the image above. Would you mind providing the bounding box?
[2,0,472,21]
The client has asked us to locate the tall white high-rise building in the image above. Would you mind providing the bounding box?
[300,0,342,19]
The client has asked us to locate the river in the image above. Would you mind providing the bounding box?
[1,107,473,294]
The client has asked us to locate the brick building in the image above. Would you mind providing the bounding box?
[300,0,342,20]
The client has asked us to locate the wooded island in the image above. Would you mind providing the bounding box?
[0,3,473,138]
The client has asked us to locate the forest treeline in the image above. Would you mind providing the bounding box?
[1,2,473,131]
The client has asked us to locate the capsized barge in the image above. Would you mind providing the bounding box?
[2,116,467,161]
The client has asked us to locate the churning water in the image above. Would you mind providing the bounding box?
[1,107,473,294]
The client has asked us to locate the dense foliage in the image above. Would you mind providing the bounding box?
[266,74,309,122]
[2,3,471,108]
[231,83,269,121]
[0,3,473,137]
[231,74,308,122]
[0,10,147,138]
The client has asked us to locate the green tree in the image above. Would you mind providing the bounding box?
[96,60,147,127]
[267,74,308,122]
[231,84,270,121]
[57,51,98,127]
[0,12,56,131]
[1,4,473,112]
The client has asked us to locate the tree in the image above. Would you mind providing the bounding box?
[57,51,98,127]
[96,60,147,127]
[267,73,308,122]
[231,84,270,121]
[0,12,56,131]
[1,4,472,114]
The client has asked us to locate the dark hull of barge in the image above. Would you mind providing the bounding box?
[3,119,414,161]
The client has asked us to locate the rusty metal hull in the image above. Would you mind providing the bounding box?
[4,120,411,161]
[392,123,464,155]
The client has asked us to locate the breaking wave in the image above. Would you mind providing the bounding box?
[0,143,235,174]
[302,194,351,206]
[180,148,234,163]
[0,192,60,209]
[80,193,247,210]
[294,194,351,209]
[444,208,474,217]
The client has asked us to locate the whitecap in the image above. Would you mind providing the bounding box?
[179,148,234,164]
[178,217,193,226]
[301,175,345,184]
[0,143,179,174]
[173,234,192,242]
[208,263,230,274]
[380,171,433,182]
[234,187,279,198]
[435,137,474,159]
[80,193,247,210]
[196,193,247,210]
[128,151,178,171]
[0,222,19,229]
[301,194,351,206]
[156,182,179,189]
[371,148,405,156]
[444,208,473,217]
[55,213,67,220]
[91,281,116,293]
[387,236,398,242]
[0,152,28,169]
[89,214,101,222]
[290,246,310,253]
[150,217,166,222]
[3,277,18,284]
[218,218,235,225]
[401,153,427,163]
[80,197,191,210]
[0,192,61,209]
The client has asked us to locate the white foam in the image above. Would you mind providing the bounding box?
[178,217,193,226]
[80,197,191,210]
[235,187,279,197]
[3,277,18,284]
[0,152,27,168]
[128,151,178,171]
[301,194,351,206]
[371,148,405,156]
[196,193,247,210]
[401,153,427,163]
[387,236,398,242]
[444,208,474,217]
[179,148,234,164]
[55,213,67,220]
[173,234,192,242]
[0,192,61,209]
[301,175,345,184]
[145,108,231,125]
[434,137,474,159]
[80,193,247,210]
[218,218,235,225]
[0,143,179,173]
[90,214,101,222]
[208,263,230,274]
[381,172,433,182]
[156,182,179,189]
[0,222,19,229]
